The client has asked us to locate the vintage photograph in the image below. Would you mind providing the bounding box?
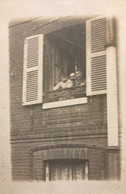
[1,0,126,193]
[9,15,120,181]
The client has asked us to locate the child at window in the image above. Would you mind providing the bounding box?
[53,73,73,90]
[75,71,86,86]
[69,73,76,86]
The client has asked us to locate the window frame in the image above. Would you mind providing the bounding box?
[45,159,89,181]
[22,15,110,107]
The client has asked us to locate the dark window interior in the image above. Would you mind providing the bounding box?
[45,159,88,181]
[45,23,86,90]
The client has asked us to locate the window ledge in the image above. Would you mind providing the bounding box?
[43,97,87,109]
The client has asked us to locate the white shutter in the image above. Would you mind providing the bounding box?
[22,35,43,105]
[86,16,107,96]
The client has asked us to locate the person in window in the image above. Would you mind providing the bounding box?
[53,73,73,90]
[75,70,86,86]
[69,72,76,86]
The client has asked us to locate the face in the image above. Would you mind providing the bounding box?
[61,76,68,83]
[70,76,75,80]
[76,72,82,80]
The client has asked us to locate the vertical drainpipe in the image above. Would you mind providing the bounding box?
[106,17,119,180]
[45,162,50,181]
[85,160,89,180]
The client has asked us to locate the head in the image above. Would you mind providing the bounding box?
[61,73,68,83]
[76,71,83,80]
[69,73,76,81]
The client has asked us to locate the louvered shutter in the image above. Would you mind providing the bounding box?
[86,16,107,96]
[22,35,43,105]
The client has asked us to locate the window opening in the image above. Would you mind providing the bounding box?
[45,159,89,181]
[44,23,86,91]
[43,24,86,103]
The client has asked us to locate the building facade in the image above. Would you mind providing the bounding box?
[9,15,120,181]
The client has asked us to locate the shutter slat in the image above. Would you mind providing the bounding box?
[91,85,106,89]
[92,76,106,80]
[91,80,106,84]
[22,35,43,105]
[92,66,106,69]
[91,41,106,45]
[92,82,107,86]
[92,86,106,89]
[86,16,107,96]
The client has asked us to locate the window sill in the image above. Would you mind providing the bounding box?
[43,85,86,103]
[43,97,87,109]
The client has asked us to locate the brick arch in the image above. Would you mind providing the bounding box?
[31,144,106,180]
[31,143,105,153]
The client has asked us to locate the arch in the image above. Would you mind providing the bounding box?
[31,144,106,180]
[31,143,106,153]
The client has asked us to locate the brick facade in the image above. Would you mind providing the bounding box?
[9,17,120,181]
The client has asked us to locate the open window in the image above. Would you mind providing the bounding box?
[43,23,86,103]
[22,16,108,106]
[46,24,86,90]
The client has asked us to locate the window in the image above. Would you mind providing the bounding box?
[45,24,86,91]
[45,159,89,181]
[43,24,86,103]
[22,16,109,106]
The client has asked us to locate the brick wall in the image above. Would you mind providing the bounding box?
[11,143,107,180]
[10,18,108,180]
[32,146,106,180]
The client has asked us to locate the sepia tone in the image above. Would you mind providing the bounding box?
[9,15,120,181]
